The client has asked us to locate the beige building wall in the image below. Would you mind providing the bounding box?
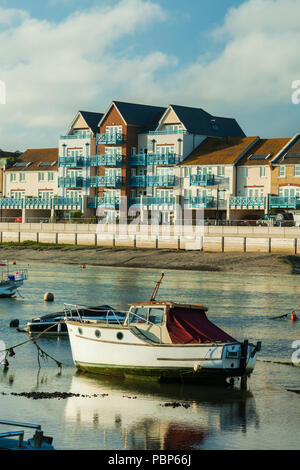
[236,165,271,198]
[5,170,58,197]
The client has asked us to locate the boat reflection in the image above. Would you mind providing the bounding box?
[63,372,259,450]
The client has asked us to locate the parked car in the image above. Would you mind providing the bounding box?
[256,213,294,227]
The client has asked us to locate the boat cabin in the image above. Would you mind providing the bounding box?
[124,301,235,345]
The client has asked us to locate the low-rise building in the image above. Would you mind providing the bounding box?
[1,148,58,222]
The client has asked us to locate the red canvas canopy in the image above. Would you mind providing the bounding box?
[166,307,236,344]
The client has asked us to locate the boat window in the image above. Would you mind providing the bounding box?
[149,308,164,324]
[128,307,149,324]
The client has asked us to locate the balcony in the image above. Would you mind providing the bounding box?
[147,153,180,165]
[229,196,266,209]
[129,176,147,187]
[60,132,91,140]
[95,175,123,187]
[88,154,123,166]
[186,196,215,209]
[143,197,175,207]
[59,156,85,167]
[190,174,215,186]
[52,197,82,209]
[128,196,175,208]
[147,175,178,187]
[268,196,299,210]
[130,154,147,166]
[58,177,84,188]
[87,197,120,209]
[97,133,124,145]
[0,197,82,210]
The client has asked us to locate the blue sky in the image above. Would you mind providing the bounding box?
[0,0,299,151]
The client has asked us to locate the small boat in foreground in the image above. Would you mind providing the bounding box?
[65,274,261,386]
[25,305,126,336]
[0,419,54,450]
[0,261,28,297]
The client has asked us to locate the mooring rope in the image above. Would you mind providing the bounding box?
[0,319,67,371]
[269,304,300,320]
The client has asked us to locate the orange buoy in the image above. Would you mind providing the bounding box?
[291,312,298,322]
[12,261,16,265]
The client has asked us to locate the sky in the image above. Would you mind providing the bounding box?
[0,0,300,151]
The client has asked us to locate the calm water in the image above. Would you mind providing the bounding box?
[0,263,300,450]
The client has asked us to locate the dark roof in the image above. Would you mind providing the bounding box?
[79,111,104,134]
[170,104,246,138]
[6,148,58,172]
[112,101,166,129]
[181,136,259,166]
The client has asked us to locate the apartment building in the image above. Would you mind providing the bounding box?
[58,110,104,216]
[180,136,259,222]
[2,148,58,221]
[230,136,300,220]
[3,98,300,225]
[95,101,166,220]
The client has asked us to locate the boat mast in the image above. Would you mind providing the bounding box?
[150,273,164,302]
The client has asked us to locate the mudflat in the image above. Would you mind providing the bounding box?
[1,244,300,274]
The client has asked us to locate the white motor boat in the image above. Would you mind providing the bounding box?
[0,261,28,297]
[65,274,261,386]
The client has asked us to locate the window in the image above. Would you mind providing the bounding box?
[217,166,225,177]
[279,166,285,177]
[48,172,54,181]
[128,307,149,324]
[295,165,300,177]
[279,186,300,198]
[38,191,53,199]
[260,167,266,178]
[106,125,122,136]
[156,145,174,155]
[148,308,164,324]
[38,172,44,181]
[19,172,25,182]
[10,173,16,182]
[11,191,25,199]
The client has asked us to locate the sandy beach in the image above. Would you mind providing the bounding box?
[0,244,299,275]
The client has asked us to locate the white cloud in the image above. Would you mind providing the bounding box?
[0,0,300,151]
[0,0,168,149]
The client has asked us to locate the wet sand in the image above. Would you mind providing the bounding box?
[1,245,300,274]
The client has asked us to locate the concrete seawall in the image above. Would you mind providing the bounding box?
[1,223,300,254]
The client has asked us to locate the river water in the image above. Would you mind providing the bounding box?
[0,263,299,450]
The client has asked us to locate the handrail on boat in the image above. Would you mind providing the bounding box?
[63,304,126,326]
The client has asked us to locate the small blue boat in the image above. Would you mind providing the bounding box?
[0,419,54,450]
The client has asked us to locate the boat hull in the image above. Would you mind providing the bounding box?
[66,320,257,384]
[0,280,24,297]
